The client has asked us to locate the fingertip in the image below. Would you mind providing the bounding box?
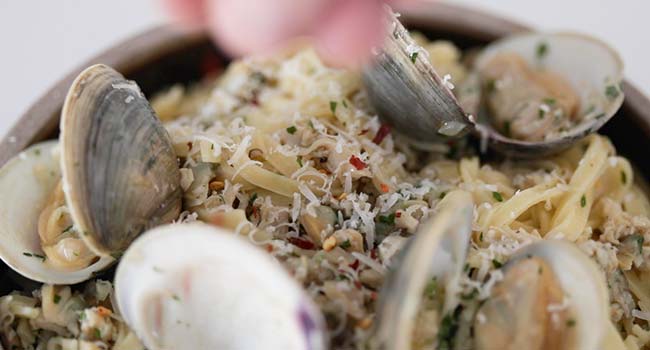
[161,0,208,25]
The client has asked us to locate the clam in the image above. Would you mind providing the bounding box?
[114,223,327,350]
[474,240,623,349]
[371,190,474,349]
[0,64,181,284]
[362,8,624,157]
[370,190,623,349]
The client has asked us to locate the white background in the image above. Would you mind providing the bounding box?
[1,0,648,139]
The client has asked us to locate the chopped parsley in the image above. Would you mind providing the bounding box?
[536,42,549,59]
[410,51,419,63]
[492,191,504,202]
[424,278,438,299]
[567,319,576,327]
[378,213,396,225]
[439,192,447,199]
[22,252,46,262]
[286,125,297,134]
[94,328,101,339]
[543,97,556,105]
[635,234,645,254]
[621,170,627,185]
[250,193,258,203]
[492,259,503,269]
[438,310,460,349]
[330,101,337,113]
[339,240,352,249]
[538,108,545,119]
[342,100,348,108]
[580,194,587,208]
[605,85,620,99]
[53,295,61,304]
[297,156,303,167]
[503,121,511,137]
[172,294,181,301]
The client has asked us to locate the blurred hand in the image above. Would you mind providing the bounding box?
[162,0,406,67]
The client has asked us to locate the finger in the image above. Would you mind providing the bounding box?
[313,0,386,68]
[206,0,330,56]
[161,0,209,25]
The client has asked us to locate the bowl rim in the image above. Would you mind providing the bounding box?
[1,2,649,167]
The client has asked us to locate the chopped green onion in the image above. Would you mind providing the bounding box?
[378,213,396,225]
[53,295,61,304]
[286,126,297,134]
[339,240,352,249]
[297,156,303,167]
[580,194,587,208]
[330,101,337,113]
[492,259,503,269]
[410,51,419,63]
[536,42,548,59]
[605,85,620,99]
[492,192,504,202]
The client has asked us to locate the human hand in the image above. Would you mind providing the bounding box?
[162,0,408,67]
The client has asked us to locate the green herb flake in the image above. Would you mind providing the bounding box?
[538,108,545,119]
[567,319,576,327]
[34,149,41,156]
[543,97,556,105]
[605,85,620,99]
[62,225,73,234]
[342,100,348,108]
[437,311,460,349]
[286,125,297,134]
[53,295,61,304]
[172,294,181,302]
[536,42,549,59]
[424,278,438,299]
[492,259,503,269]
[503,121,511,137]
[580,194,587,208]
[297,156,303,167]
[486,79,496,93]
[410,51,419,63]
[636,235,645,254]
[439,192,447,199]
[538,266,543,275]
[479,232,484,242]
[492,191,504,202]
[330,101,338,114]
[378,213,396,225]
[79,312,86,321]
[621,170,628,185]
[94,328,101,339]
[339,240,352,249]
[461,288,478,300]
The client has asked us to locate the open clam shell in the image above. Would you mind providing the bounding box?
[0,142,113,284]
[475,240,613,349]
[60,64,182,256]
[115,223,327,350]
[372,190,474,349]
[468,32,624,157]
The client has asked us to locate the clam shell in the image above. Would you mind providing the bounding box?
[60,64,182,256]
[362,8,470,141]
[115,223,327,350]
[0,141,113,284]
[372,190,474,349]
[471,32,624,157]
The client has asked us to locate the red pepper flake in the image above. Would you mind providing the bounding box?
[370,292,378,300]
[380,183,390,193]
[354,281,363,289]
[266,244,273,252]
[349,259,360,270]
[287,237,315,250]
[358,129,369,136]
[349,155,367,170]
[395,211,402,218]
[372,124,391,144]
[370,248,378,259]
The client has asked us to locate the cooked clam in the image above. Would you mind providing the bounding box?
[474,240,625,350]
[114,223,327,350]
[362,8,624,157]
[0,64,181,284]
